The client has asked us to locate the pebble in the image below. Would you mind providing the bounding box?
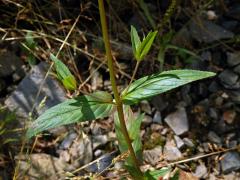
[219,70,239,87]
[69,135,92,167]
[164,108,189,135]
[152,111,162,124]
[142,115,153,126]
[183,138,195,148]
[193,164,208,178]
[164,141,182,161]
[174,135,185,149]
[208,131,222,145]
[221,152,240,174]
[59,132,78,150]
[227,52,240,67]
[140,100,152,114]
[92,135,109,150]
[188,19,234,43]
[223,110,236,124]
[233,64,240,75]
[94,149,103,157]
[143,146,162,165]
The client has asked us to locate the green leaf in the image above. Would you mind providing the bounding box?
[131,25,141,56]
[50,53,77,91]
[62,75,77,91]
[137,30,158,60]
[25,31,37,49]
[144,167,171,180]
[122,70,216,105]
[26,92,114,138]
[114,106,144,165]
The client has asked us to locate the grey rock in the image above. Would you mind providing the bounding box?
[164,108,189,135]
[59,132,78,150]
[201,51,211,61]
[208,131,222,144]
[208,108,218,120]
[174,135,185,149]
[219,70,239,88]
[140,100,152,114]
[152,111,162,124]
[164,141,182,161]
[15,153,74,180]
[94,149,103,157]
[228,90,240,104]
[92,135,109,150]
[142,115,153,126]
[143,146,162,165]
[208,81,221,92]
[69,135,92,167]
[189,19,234,43]
[183,138,195,148]
[221,152,240,174]
[193,164,208,178]
[234,64,240,75]
[227,52,240,67]
[5,62,67,122]
[0,51,24,77]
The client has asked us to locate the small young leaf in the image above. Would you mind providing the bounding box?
[62,75,77,91]
[131,25,141,56]
[122,70,216,105]
[114,106,144,166]
[137,30,158,60]
[26,92,114,138]
[50,53,77,90]
[144,167,172,180]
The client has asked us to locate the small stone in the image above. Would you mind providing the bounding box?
[208,108,218,120]
[193,164,208,178]
[152,111,162,124]
[15,153,74,179]
[221,152,240,174]
[69,134,92,167]
[208,131,222,144]
[140,100,152,114]
[150,124,163,132]
[207,10,217,20]
[142,115,153,126]
[164,108,189,135]
[201,51,211,61]
[143,146,162,165]
[5,62,67,122]
[92,135,109,150]
[234,64,240,75]
[59,132,78,150]
[164,141,182,161]
[183,138,195,148]
[219,70,239,88]
[223,110,236,124]
[227,52,240,67]
[174,135,185,149]
[94,149,103,157]
[189,19,234,43]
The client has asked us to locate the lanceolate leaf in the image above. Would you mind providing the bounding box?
[50,53,77,90]
[122,70,216,105]
[26,92,114,138]
[131,26,141,56]
[137,30,158,60]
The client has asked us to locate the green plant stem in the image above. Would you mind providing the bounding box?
[98,0,143,177]
[124,61,140,95]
